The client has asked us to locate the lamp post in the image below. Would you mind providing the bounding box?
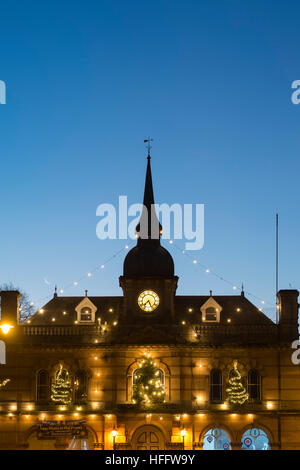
[180,428,187,450]
[112,428,117,450]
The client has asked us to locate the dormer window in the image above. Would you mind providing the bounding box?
[80,307,92,322]
[201,297,222,323]
[75,297,97,324]
[205,307,217,322]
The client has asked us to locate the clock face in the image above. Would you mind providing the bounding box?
[138,290,160,312]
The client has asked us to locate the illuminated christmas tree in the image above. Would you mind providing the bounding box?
[132,354,164,406]
[225,361,248,406]
[51,364,72,404]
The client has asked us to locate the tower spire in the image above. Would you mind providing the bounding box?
[136,142,162,244]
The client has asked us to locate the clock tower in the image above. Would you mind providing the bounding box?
[119,154,178,325]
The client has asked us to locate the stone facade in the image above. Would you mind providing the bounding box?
[0,157,299,450]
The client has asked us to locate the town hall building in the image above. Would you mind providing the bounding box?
[0,154,299,450]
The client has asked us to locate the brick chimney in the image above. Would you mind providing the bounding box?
[277,289,299,341]
[0,291,21,326]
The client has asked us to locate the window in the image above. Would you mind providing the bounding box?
[75,298,97,323]
[74,370,88,403]
[210,369,223,402]
[203,428,230,450]
[201,297,222,322]
[241,428,270,450]
[205,307,217,322]
[248,369,261,401]
[80,307,92,322]
[37,370,49,402]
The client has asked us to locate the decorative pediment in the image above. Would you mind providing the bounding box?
[75,297,97,323]
[200,297,222,323]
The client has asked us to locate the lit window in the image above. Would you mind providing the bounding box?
[80,307,92,322]
[203,428,230,450]
[241,428,270,450]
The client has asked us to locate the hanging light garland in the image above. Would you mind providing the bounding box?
[168,240,275,311]
[34,241,135,309]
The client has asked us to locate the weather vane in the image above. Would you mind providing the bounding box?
[144,137,153,158]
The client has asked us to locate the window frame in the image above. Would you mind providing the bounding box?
[36,369,50,403]
[248,369,261,402]
[210,369,223,403]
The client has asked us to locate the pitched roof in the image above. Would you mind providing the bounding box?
[27,293,274,327]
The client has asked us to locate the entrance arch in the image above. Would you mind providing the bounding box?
[131,425,165,450]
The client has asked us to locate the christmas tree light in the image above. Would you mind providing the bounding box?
[132,354,164,406]
[51,364,72,405]
[225,361,248,406]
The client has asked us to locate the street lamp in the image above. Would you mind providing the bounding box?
[180,428,187,450]
[0,324,14,335]
[112,427,117,450]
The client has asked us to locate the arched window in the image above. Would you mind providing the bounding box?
[203,428,230,450]
[248,369,261,401]
[37,370,50,403]
[210,369,222,402]
[241,428,270,450]
[74,370,88,403]
[80,307,92,322]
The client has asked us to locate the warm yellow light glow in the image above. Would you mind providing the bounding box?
[221,403,228,410]
[180,429,187,437]
[52,318,56,322]
[197,396,203,402]
[106,414,112,418]
[10,405,17,411]
[188,308,193,312]
[231,413,237,418]
[27,404,33,411]
[74,413,79,417]
[182,321,186,325]
[0,324,14,335]
[183,414,188,418]
[76,406,81,411]
[60,406,65,411]
[266,402,273,409]
[198,413,204,418]
[39,309,44,314]
[247,414,254,419]
[227,318,231,323]
[111,429,118,437]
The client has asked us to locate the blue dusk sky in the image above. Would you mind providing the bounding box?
[0,0,300,321]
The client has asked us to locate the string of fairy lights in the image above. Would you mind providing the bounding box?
[30,236,275,316]
[32,241,135,309]
[168,239,276,312]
